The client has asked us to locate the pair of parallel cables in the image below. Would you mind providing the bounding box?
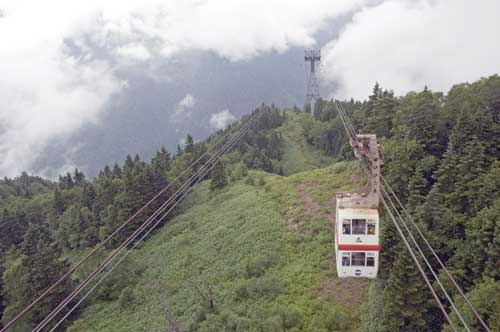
[1,109,262,332]
[335,100,489,332]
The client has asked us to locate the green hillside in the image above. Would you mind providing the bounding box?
[3,76,499,332]
[68,162,367,332]
[277,111,336,175]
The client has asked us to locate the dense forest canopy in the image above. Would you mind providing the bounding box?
[0,75,499,331]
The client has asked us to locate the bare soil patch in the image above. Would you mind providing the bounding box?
[296,181,368,308]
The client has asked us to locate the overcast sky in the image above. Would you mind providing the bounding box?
[0,0,499,178]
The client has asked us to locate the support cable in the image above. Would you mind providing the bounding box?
[33,110,262,332]
[334,100,473,331]
[334,101,355,140]
[46,119,249,332]
[0,112,254,332]
[381,175,490,332]
[379,193,458,331]
[34,111,260,331]
[380,184,468,331]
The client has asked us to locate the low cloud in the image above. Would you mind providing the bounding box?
[115,44,152,62]
[177,94,195,112]
[0,52,120,177]
[321,0,500,99]
[171,94,196,123]
[79,0,368,62]
[1,0,365,177]
[209,110,236,130]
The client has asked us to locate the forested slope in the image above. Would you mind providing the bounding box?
[67,163,367,332]
[337,76,500,331]
[1,75,499,331]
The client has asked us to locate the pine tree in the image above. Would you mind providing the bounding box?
[52,189,65,216]
[150,149,171,212]
[15,172,33,198]
[209,161,227,192]
[416,187,455,259]
[382,135,424,203]
[453,137,487,214]
[3,223,73,328]
[112,163,122,179]
[100,204,120,246]
[406,166,428,214]
[80,207,99,248]
[151,147,171,175]
[0,209,27,253]
[55,205,78,249]
[365,89,397,137]
[58,172,74,190]
[81,182,96,210]
[383,245,428,331]
[431,111,475,197]
[466,161,500,214]
[378,216,400,279]
[185,134,194,154]
[123,154,134,173]
[413,88,440,152]
[73,168,85,186]
[465,200,500,280]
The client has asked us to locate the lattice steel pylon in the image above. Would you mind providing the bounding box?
[304,49,321,112]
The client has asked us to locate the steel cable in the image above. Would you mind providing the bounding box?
[0,112,254,332]
[335,101,478,331]
[32,110,262,332]
[381,175,490,332]
[46,113,256,332]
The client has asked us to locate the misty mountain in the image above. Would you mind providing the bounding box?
[30,24,344,179]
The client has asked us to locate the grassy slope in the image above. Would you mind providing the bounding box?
[68,162,368,332]
[277,110,336,175]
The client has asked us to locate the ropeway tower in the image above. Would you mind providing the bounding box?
[304,49,321,112]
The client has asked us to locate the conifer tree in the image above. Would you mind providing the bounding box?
[185,134,194,153]
[365,89,396,137]
[80,207,99,248]
[378,217,399,279]
[467,161,500,214]
[73,168,85,186]
[111,163,122,179]
[0,209,27,253]
[453,137,487,214]
[209,161,227,192]
[52,189,65,215]
[484,219,500,280]
[416,187,455,259]
[411,87,440,154]
[465,200,500,280]
[406,166,428,214]
[382,135,424,203]
[3,223,73,329]
[58,172,74,190]
[383,245,428,331]
[123,154,134,173]
[81,182,96,210]
[152,147,171,175]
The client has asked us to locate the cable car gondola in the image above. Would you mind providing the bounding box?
[335,134,382,279]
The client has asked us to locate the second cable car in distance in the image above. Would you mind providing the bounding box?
[335,134,382,279]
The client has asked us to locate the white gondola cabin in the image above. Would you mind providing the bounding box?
[335,198,379,278]
[335,134,382,279]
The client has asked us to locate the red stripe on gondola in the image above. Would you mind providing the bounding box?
[337,244,380,251]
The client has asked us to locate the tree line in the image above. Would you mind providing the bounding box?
[1,74,499,331]
[306,75,500,331]
[0,105,286,331]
